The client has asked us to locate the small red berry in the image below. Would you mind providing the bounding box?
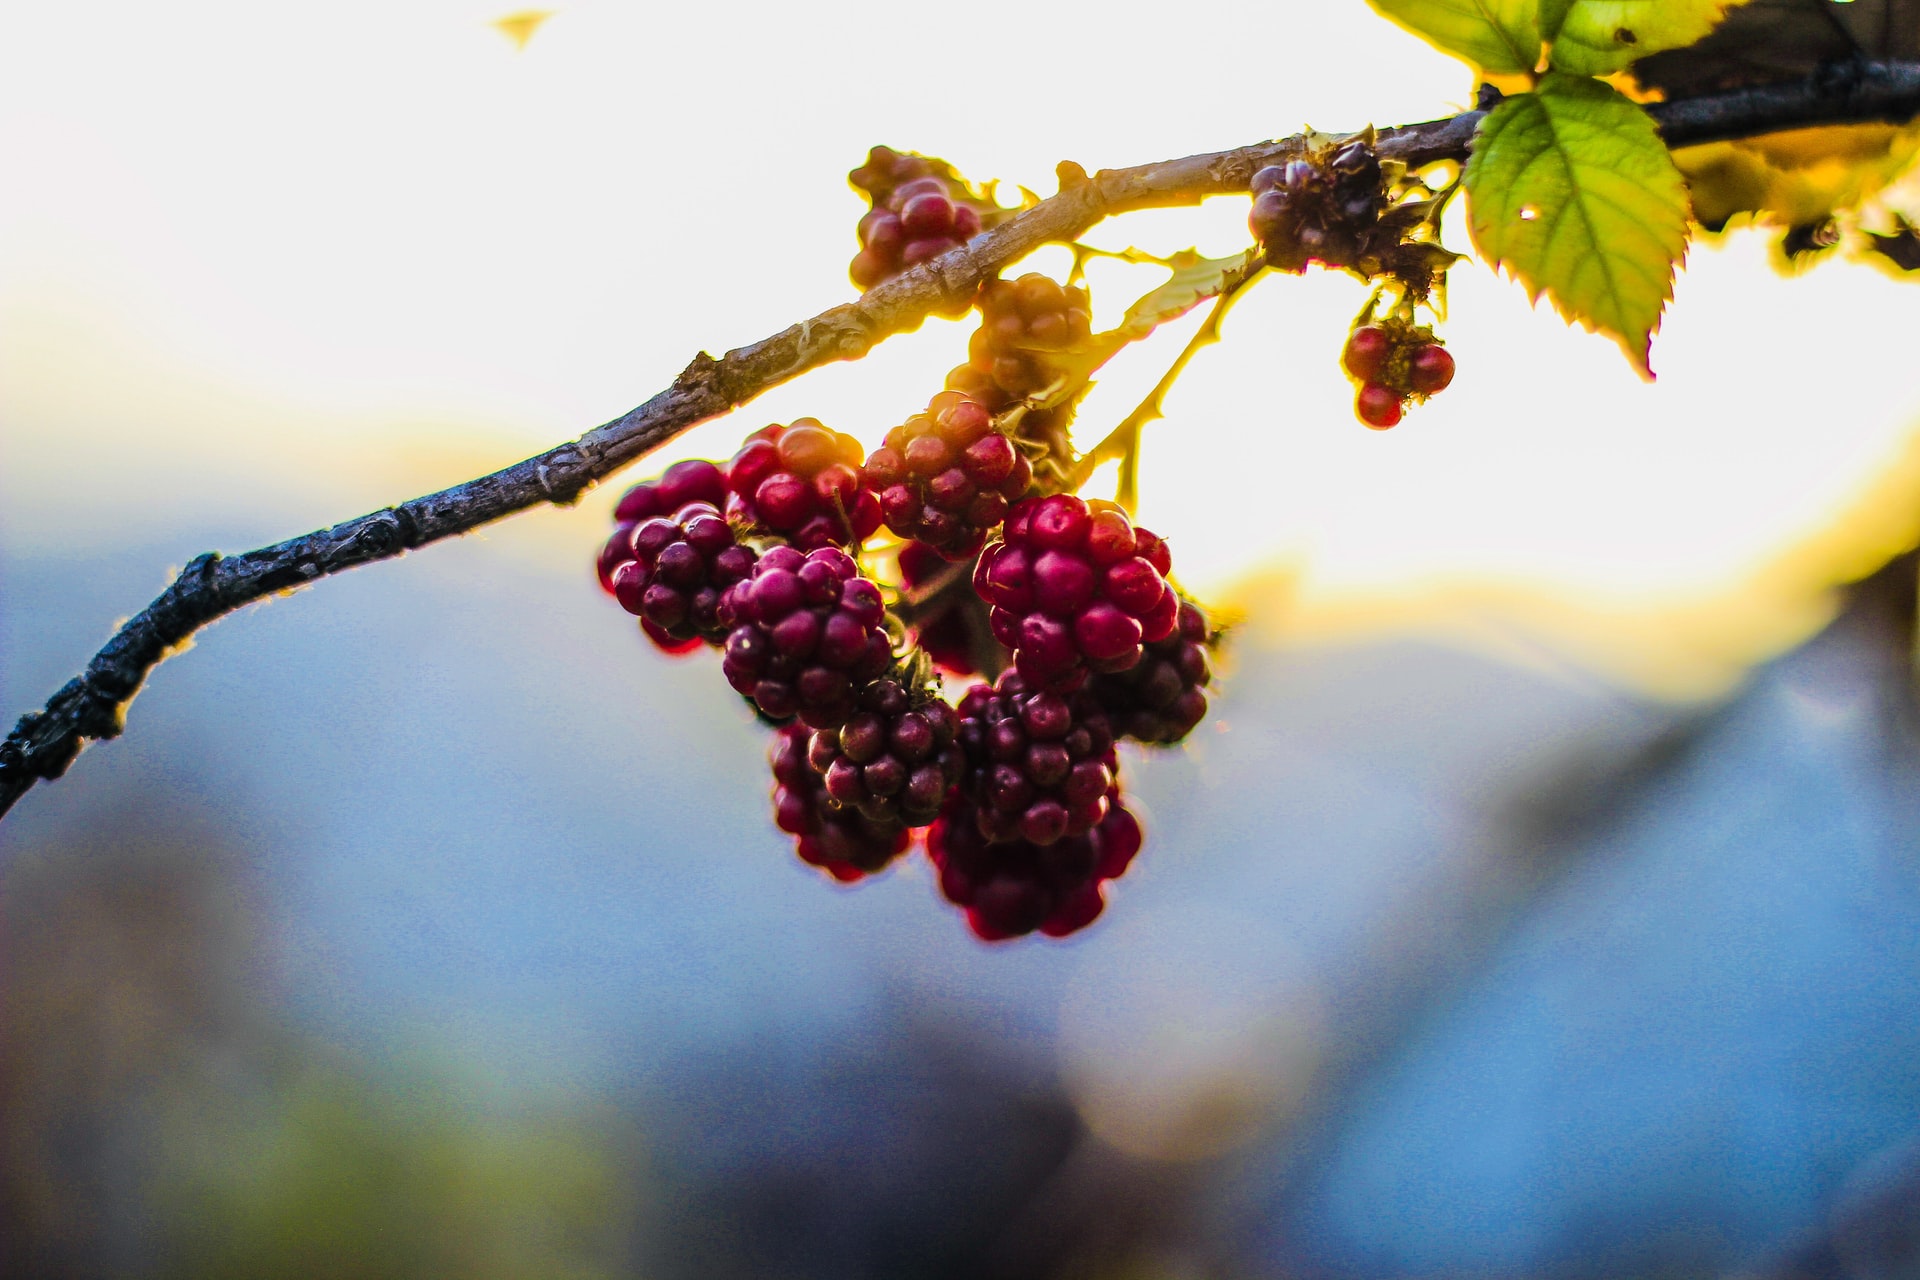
[1409,343,1455,395]
[1342,326,1390,382]
[1356,384,1403,430]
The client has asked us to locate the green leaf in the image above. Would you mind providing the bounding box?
[1463,74,1691,377]
[1109,249,1260,342]
[1546,0,1749,75]
[1367,0,1544,74]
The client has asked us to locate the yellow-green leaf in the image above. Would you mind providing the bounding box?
[1366,0,1544,75]
[1463,74,1691,377]
[1110,249,1260,342]
[1546,0,1750,75]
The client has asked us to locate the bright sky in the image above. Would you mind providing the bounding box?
[4,0,1918,690]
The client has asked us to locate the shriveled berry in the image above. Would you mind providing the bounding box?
[771,723,910,881]
[721,545,893,727]
[974,495,1178,690]
[1356,384,1403,430]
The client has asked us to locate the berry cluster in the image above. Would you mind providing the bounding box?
[728,420,883,548]
[1342,321,1455,430]
[720,545,892,727]
[847,147,995,296]
[772,724,912,882]
[964,274,1095,402]
[974,495,1178,691]
[1249,139,1385,273]
[863,391,1034,561]
[595,233,1218,939]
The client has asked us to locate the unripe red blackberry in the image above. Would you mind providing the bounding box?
[1342,325,1390,384]
[965,274,1093,400]
[608,500,759,652]
[720,545,893,727]
[863,391,1034,560]
[1356,384,1403,430]
[1408,343,1455,395]
[926,789,1143,940]
[1088,598,1213,744]
[806,677,961,827]
[771,723,911,881]
[597,459,729,593]
[726,419,883,550]
[847,148,989,296]
[973,495,1179,691]
[1248,139,1384,273]
[954,669,1118,846]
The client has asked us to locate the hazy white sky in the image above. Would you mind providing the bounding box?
[3,0,1917,645]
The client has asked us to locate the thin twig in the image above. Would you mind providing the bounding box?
[5,60,1920,818]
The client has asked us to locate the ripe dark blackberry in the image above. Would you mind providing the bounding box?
[726,419,883,550]
[973,495,1179,691]
[1088,598,1213,745]
[926,790,1143,940]
[720,545,893,727]
[608,500,759,653]
[806,677,962,828]
[770,723,910,882]
[597,459,728,592]
[863,391,1033,560]
[1249,139,1384,273]
[898,540,998,677]
[954,669,1118,846]
[965,274,1093,400]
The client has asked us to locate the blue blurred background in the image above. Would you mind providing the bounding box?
[7,2,1920,1277]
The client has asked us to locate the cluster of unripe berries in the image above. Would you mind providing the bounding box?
[594,373,1215,940]
[1341,322,1455,430]
[847,146,997,297]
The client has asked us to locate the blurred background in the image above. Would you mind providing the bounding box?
[5,2,1920,1276]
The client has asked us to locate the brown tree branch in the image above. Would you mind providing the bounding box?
[5,59,1920,819]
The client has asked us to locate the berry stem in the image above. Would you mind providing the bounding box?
[1075,264,1265,509]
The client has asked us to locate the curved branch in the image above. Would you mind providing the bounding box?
[5,59,1920,819]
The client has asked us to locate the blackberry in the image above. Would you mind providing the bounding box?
[608,500,758,652]
[720,545,893,727]
[596,459,728,592]
[973,494,1179,691]
[848,145,937,209]
[806,677,962,828]
[771,723,911,881]
[1248,139,1384,273]
[965,274,1094,401]
[954,669,1117,845]
[726,419,883,550]
[926,790,1143,940]
[1088,598,1213,745]
[851,177,984,290]
[863,391,1033,560]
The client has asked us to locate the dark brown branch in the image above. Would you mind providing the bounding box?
[6,60,1920,819]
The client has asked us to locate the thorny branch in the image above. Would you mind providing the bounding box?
[5,59,1920,819]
